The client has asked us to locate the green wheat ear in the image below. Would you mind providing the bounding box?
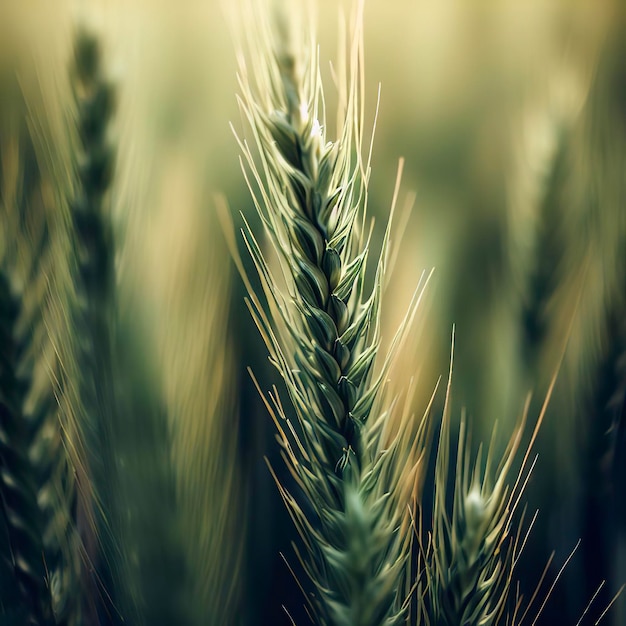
[0,46,83,624]
[0,271,56,625]
[64,24,129,625]
[424,341,556,626]
[234,1,431,623]
[0,132,81,626]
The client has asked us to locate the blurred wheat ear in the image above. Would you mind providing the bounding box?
[66,24,247,626]
[64,26,128,626]
[0,34,83,626]
[0,272,56,625]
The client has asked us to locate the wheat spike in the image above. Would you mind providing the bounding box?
[425,357,555,626]
[0,271,58,625]
[0,39,83,623]
[235,1,430,623]
[427,414,520,626]
[64,26,126,625]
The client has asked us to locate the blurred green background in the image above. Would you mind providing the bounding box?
[1,0,624,624]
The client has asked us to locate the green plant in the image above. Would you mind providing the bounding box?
[0,47,81,626]
[424,385,537,626]
[235,2,432,623]
[1,20,245,626]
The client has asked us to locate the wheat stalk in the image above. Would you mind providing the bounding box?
[71,29,115,303]
[67,22,247,623]
[0,271,58,625]
[159,199,245,625]
[110,167,246,625]
[234,2,430,623]
[424,342,556,626]
[577,27,626,617]
[64,26,128,625]
[426,413,521,626]
[0,43,83,623]
[107,316,193,626]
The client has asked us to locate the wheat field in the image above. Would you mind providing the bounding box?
[0,1,624,625]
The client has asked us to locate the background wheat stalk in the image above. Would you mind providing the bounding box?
[63,27,128,626]
[0,62,82,626]
[0,272,58,625]
[67,20,247,626]
[3,12,248,624]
